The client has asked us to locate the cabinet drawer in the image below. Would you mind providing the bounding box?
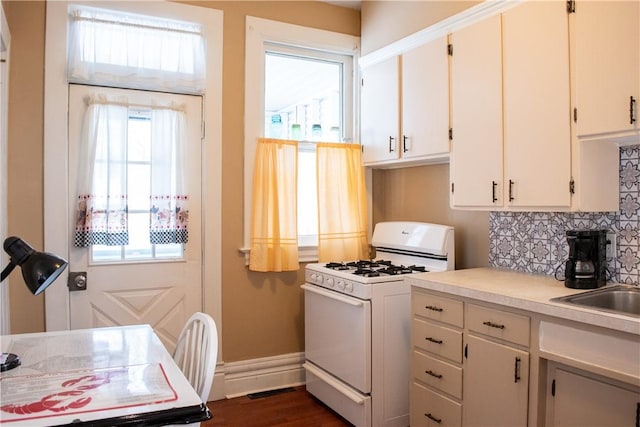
[412,350,463,399]
[412,291,463,327]
[412,318,463,363]
[411,382,462,427]
[467,304,530,347]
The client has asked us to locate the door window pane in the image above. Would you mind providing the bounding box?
[91,110,183,263]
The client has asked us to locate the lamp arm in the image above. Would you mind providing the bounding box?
[1,261,17,282]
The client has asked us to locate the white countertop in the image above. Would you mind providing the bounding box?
[406,267,640,336]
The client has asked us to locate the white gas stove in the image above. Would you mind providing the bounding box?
[303,222,455,427]
[305,221,454,299]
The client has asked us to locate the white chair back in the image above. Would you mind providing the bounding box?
[173,312,218,403]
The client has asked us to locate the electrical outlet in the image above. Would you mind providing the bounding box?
[606,232,617,259]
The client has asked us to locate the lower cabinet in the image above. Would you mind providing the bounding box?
[411,289,531,427]
[463,335,529,427]
[546,363,640,427]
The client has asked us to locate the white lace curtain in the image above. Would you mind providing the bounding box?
[74,94,188,247]
[67,5,206,94]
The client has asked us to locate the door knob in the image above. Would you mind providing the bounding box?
[68,271,87,291]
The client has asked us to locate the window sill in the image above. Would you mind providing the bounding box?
[239,246,318,266]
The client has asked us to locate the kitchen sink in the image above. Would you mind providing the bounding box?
[551,285,640,317]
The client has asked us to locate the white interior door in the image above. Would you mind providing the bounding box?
[67,84,203,352]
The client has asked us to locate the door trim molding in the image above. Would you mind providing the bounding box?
[42,1,223,349]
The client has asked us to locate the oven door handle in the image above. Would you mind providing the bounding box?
[301,284,364,307]
[303,362,366,405]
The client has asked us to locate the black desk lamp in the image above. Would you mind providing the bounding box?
[1,236,68,371]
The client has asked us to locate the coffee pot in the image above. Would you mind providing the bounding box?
[564,229,607,289]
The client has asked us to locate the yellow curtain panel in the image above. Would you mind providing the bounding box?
[249,138,299,272]
[316,142,369,262]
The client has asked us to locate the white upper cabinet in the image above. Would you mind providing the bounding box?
[401,36,450,160]
[502,0,572,208]
[449,14,504,208]
[451,1,573,210]
[572,0,640,138]
[361,36,449,167]
[361,55,399,164]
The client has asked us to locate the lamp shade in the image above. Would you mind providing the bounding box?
[2,236,68,295]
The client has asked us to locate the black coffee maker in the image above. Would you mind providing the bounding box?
[564,229,607,289]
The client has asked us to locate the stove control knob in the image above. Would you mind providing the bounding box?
[311,273,322,284]
[326,277,335,288]
[336,280,345,291]
[344,282,353,292]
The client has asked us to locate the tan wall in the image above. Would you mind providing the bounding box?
[185,1,360,363]
[3,0,46,334]
[372,165,489,270]
[3,0,360,361]
[4,0,488,363]
[361,0,480,55]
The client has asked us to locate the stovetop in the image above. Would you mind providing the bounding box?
[323,260,428,277]
[305,259,437,299]
[304,222,455,299]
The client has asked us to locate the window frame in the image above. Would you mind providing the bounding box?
[243,16,360,263]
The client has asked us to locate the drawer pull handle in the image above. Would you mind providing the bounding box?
[425,337,443,344]
[425,413,442,424]
[483,321,505,330]
[425,305,443,312]
[514,357,521,383]
[425,370,443,379]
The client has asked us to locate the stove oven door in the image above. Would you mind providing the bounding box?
[302,283,371,393]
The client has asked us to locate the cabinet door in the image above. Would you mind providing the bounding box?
[502,0,571,208]
[573,0,640,136]
[463,334,529,427]
[450,14,503,208]
[402,36,449,159]
[361,56,400,164]
[547,366,640,427]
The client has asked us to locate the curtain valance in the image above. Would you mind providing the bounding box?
[68,5,206,94]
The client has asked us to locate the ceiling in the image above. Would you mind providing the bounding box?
[321,0,361,10]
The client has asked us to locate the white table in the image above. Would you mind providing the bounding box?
[0,325,211,426]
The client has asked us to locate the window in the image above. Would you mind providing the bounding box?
[243,16,360,260]
[91,109,183,262]
[66,5,208,264]
[264,45,353,247]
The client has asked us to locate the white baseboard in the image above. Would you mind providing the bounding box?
[208,352,306,400]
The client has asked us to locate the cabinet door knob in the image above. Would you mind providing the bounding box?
[424,305,443,312]
[425,337,443,344]
[630,96,637,125]
[403,135,408,153]
[492,181,498,203]
[388,136,395,152]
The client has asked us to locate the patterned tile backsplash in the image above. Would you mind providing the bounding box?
[489,145,640,285]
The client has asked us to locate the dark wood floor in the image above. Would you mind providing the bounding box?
[204,386,353,426]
